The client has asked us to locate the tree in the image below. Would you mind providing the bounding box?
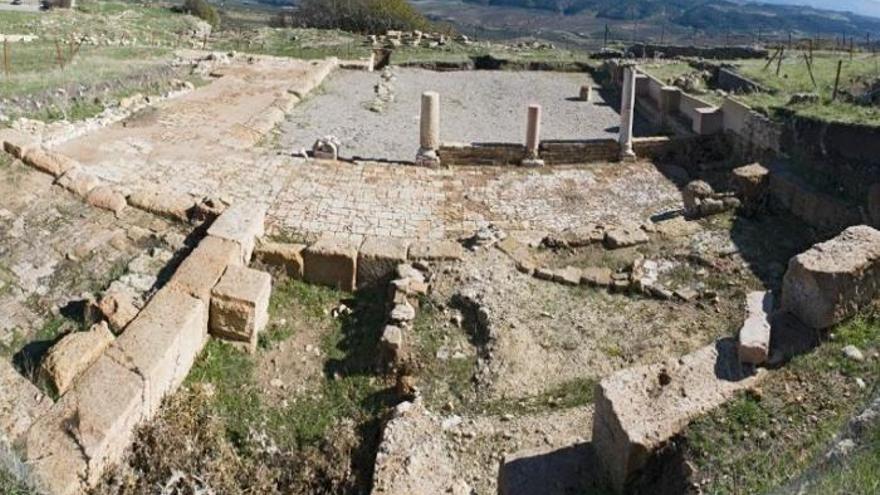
[296,0,431,34]
[184,0,220,29]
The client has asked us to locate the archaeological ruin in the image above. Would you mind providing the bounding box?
[1,14,880,495]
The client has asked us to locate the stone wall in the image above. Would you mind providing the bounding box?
[438,139,620,166]
[779,111,880,203]
[716,68,767,94]
[627,43,769,60]
[721,97,782,159]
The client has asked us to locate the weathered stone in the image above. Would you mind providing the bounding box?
[552,266,581,286]
[415,91,441,167]
[207,202,267,264]
[496,237,537,274]
[303,235,358,292]
[210,265,272,352]
[40,321,114,396]
[732,163,769,216]
[409,240,464,262]
[1,360,51,459]
[97,285,140,333]
[738,291,774,365]
[86,186,127,215]
[682,180,714,216]
[254,241,305,279]
[105,286,208,416]
[521,104,545,167]
[581,266,613,287]
[579,84,593,102]
[618,66,636,160]
[534,267,555,281]
[168,235,241,301]
[592,340,763,492]
[127,187,196,222]
[358,236,410,289]
[498,443,592,495]
[390,301,416,323]
[0,129,37,159]
[781,225,880,329]
[381,325,404,355]
[604,227,649,249]
[21,148,77,177]
[192,196,228,223]
[56,167,102,197]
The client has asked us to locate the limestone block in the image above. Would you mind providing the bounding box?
[303,236,358,292]
[581,266,613,287]
[210,266,272,351]
[381,325,404,356]
[732,163,770,215]
[127,187,196,222]
[21,148,77,177]
[358,236,410,289]
[781,225,880,329]
[254,241,305,279]
[604,227,648,249]
[496,237,537,274]
[207,202,267,264]
[579,85,593,102]
[0,360,51,452]
[86,186,127,215]
[551,266,582,286]
[592,340,762,492]
[24,354,146,493]
[692,107,723,135]
[408,240,464,262]
[40,321,114,396]
[97,285,140,333]
[105,286,208,416]
[56,167,102,197]
[738,291,774,364]
[0,129,37,158]
[168,235,241,301]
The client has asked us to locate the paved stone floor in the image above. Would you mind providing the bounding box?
[45,59,680,243]
[278,68,651,162]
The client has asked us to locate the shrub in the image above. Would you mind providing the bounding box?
[183,0,220,28]
[296,0,431,34]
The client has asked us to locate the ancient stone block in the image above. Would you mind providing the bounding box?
[358,236,410,289]
[127,187,196,222]
[97,286,140,333]
[604,227,648,249]
[303,236,358,292]
[552,266,582,286]
[86,186,127,215]
[496,237,536,274]
[207,202,267,264]
[25,354,146,493]
[210,266,272,352]
[168,235,241,301]
[581,266,613,287]
[105,286,208,416]
[781,225,880,329]
[592,340,762,492]
[40,321,114,396]
[381,325,404,356]
[738,291,774,365]
[21,148,78,178]
[254,241,305,279]
[56,167,102,197]
[0,360,51,453]
[408,240,464,262]
[731,163,769,215]
[0,129,37,159]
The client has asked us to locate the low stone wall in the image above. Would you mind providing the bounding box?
[716,68,767,94]
[721,97,783,159]
[439,139,621,166]
[768,164,862,233]
[628,43,768,60]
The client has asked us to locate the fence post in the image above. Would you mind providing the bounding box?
[3,39,9,77]
[832,59,843,101]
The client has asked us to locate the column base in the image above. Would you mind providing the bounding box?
[415,148,441,168]
[520,158,545,168]
[619,150,637,162]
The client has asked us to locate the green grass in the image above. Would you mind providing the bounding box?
[733,51,880,125]
[805,422,880,494]
[0,468,32,495]
[642,62,696,84]
[684,311,880,494]
[212,27,369,60]
[187,279,393,453]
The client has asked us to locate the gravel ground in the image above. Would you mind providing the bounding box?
[278,68,651,162]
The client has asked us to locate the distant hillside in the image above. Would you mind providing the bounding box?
[759,0,880,20]
[460,0,880,34]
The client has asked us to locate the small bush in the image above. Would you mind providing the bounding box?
[296,0,431,34]
[183,0,220,28]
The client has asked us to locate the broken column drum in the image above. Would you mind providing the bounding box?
[416,91,441,167]
[619,66,637,161]
[521,104,545,167]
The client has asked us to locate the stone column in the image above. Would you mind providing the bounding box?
[416,91,441,167]
[521,104,545,167]
[579,84,592,102]
[619,66,637,162]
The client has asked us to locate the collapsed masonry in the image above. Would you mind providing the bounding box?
[591,224,880,492]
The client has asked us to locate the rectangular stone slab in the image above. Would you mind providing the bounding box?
[105,286,208,416]
[206,202,267,265]
[738,291,773,364]
[781,225,880,329]
[357,236,410,289]
[592,339,763,493]
[303,236,358,292]
[210,265,272,349]
[168,235,241,301]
